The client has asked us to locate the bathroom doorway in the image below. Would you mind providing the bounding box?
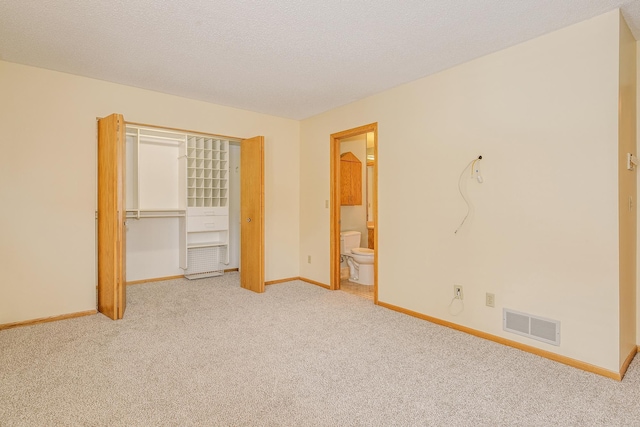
[330,123,378,303]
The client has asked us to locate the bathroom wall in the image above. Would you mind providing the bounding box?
[366,132,375,222]
[0,60,300,325]
[300,10,624,372]
[340,135,368,247]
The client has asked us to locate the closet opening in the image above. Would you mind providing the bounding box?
[124,124,236,282]
[97,114,265,320]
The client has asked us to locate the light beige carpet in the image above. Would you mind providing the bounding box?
[1,272,639,426]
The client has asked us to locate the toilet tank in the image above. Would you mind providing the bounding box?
[340,231,361,253]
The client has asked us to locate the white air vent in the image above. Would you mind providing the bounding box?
[185,246,224,279]
[503,308,560,346]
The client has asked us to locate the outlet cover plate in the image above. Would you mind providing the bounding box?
[486,292,495,307]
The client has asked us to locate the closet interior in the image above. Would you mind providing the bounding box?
[124,124,238,281]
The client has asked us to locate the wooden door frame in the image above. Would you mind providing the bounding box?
[330,123,378,303]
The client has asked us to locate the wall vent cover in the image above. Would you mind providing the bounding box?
[503,308,560,346]
[185,246,224,279]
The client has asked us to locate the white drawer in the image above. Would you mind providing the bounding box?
[187,215,228,232]
[187,207,228,217]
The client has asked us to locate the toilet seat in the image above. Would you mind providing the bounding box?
[350,248,374,267]
[351,248,373,256]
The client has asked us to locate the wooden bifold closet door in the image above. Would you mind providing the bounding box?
[240,136,265,293]
[97,113,126,320]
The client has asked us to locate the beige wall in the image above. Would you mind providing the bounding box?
[0,61,300,324]
[618,14,637,367]
[300,10,623,371]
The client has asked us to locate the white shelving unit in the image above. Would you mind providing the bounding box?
[184,135,230,279]
[186,136,229,208]
[125,125,232,280]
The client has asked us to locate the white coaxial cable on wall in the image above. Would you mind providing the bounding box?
[454,155,483,234]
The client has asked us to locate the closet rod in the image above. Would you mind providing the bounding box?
[129,209,187,212]
[126,211,186,219]
[137,134,186,143]
[126,216,186,219]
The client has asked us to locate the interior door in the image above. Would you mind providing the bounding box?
[240,136,264,293]
[97,114,126,319]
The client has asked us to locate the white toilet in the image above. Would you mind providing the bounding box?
[340,231,374,286]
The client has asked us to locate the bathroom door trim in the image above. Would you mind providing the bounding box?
[330,123,378,303]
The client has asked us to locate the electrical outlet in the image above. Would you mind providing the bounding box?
[486,292,495,308]
[308,255,311,263]
[453,285,463,300]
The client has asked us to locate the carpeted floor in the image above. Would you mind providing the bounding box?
[1,272,639,426]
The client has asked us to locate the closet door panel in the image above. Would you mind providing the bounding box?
[240,136,264,293]
[97,113,126,320]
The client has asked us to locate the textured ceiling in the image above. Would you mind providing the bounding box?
[1,0,639,120]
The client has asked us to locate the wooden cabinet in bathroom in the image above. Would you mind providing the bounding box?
[340,152,362,205]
